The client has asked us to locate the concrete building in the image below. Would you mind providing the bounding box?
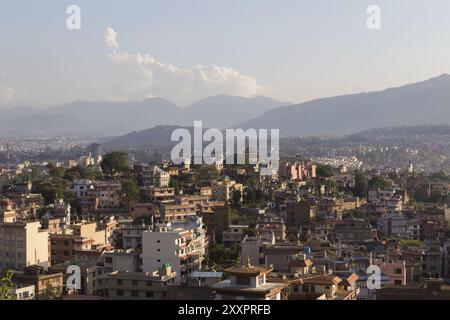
[160,202,197,222]
[142,218,206,285]
[255,215,286,242]
[0,221,49,270]
[102,264,176,300]
[425,240,443,278]
[333,217,377,244]
[95,181,121,214]
[103,249,141,273]
[120,224,147,250]
[223,225,249,246]
[9,283,36,300]
[141,165,170,188]
[212,178,244,203]
[378,213,408,238]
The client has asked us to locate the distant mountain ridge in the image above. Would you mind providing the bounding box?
[180,95,289,128]
[239,74,450,137]
[2,74,450,138]
[0,95,288,137]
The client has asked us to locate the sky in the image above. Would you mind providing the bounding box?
[1,0,450,108]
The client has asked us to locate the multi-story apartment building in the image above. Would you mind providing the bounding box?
[160,202,197,222]
[10,266,64,299]
[278,161,317,181]
[142,218,207,285]
[211,178,244,203]
[49,233,78,265]
[140,165,170,188]
[103,249,141,274]
[378,212,408,238]
[71,179,95,198]
[102,264,176,300]
[120,224,147,250]
[0,221,49,270]
[145,186,175,204]
[223,225,249,246]
[95,181,121,214]
[255,215,286,241]
[0,198,18,223]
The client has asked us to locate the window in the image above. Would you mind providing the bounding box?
[132,280,138,286]
[116,290,124,296]
[394,268,402,274]
[394,280,402,285]
[146,291,154,298]
[117,279,124,285]
[146,281,152,287]
[131,291,138,297]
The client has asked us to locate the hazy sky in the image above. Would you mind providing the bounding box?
[1,0,450,108]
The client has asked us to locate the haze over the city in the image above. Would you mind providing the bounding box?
[2,0,450,108]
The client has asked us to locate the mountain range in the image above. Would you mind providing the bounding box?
[1,74,450,138]
[239,74,450,137]
[0,95,287,137]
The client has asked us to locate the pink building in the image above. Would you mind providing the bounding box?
[380,260,407,286]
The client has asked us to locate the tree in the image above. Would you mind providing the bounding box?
[197,165,217,181]
[209,244,241,268]
[368,176,387,190]
[36,180,68,205]
[40,283,60,300]
[243,187,256,204]
[231,190,242,208]
[120,179,141,212]
[169,178,181,195]
[49,166,65,180]
[64,165,102,181]
[324,179,338,195]
[101,151,129,175]
[353,171,369,198]
[0,270,16,300]
[316,165,334,178]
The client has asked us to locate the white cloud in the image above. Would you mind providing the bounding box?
[104,27,274,106]
[105,27,119,51]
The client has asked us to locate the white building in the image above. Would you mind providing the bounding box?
[142,217,206,285]
[71,179,95,198]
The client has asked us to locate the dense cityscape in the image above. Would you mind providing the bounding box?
[2,1,450,314]
[1,134,450,301]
